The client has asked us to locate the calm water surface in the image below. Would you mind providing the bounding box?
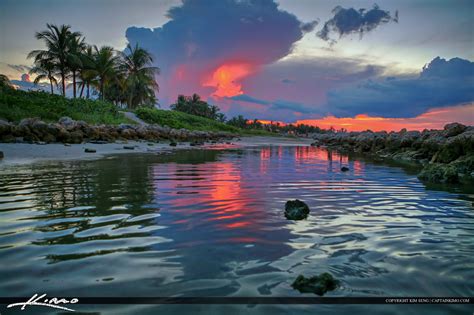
[0,145,473,314]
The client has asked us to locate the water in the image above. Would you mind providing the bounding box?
[0,146,473,314]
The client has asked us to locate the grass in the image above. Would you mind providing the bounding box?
[135,107,274,136]
[0,87,132,125]
[0,87,276,136]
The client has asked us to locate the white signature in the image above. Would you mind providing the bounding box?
[7,293,79,312]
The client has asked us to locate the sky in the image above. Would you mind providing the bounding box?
[0,0,473,131]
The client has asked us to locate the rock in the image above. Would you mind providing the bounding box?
[341,166,350,172]
[418,163,459,184]
[291,273,339,296]
[0,119,12,136]
[68,130,83,144]
[284,199,310,220]
[84,148,96,153]
[90,140,108,144]
[444,122,467,137]
[123,146,135,150]
[58,116,77,130]
[169,141,177,147]
[0,151,3,159]
[64,143,71,147]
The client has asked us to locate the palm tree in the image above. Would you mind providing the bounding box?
[28,24,82,96]
[29,58,58,94]
[78,45,95,98]
[92,45,120,100]
[67,35,86,98]
[119,43,159,108]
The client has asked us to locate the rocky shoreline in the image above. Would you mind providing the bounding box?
[312,123,474,184]
[0,117,237,145]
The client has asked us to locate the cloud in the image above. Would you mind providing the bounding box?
[296,103,474,132]
[230,94,313,113]
[301,20,319,33]
[21,73,31,82]
[230,94,269,105]
[125,0,309,105]
[318,4,398,43]
[281,78,295,84]
[8,64,31,73]
[326,57,474,118]
[271,99,313,113]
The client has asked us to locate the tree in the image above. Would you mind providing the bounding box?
[67,35,86,98]
[119,43,159,108]
[29,58,58,94]
[170,94,225,120]
[227,115,248,128]
[91,46,120,100]
[28,24,82,96]
[78,45,96,98]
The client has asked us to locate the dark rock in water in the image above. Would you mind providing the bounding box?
[64,143,71,147]
[169,141,177,147]
[226,142,232,145]
[0,151,3,158]
[285,199,310,220]
[292,273,339,296]
[123,146,135,150]
[341,166,350,172]
[147,143,154,146]
[84,148,96,153]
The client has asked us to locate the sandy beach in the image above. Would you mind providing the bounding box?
[0,136,314,167]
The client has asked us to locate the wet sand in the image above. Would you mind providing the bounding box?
[0,136,313,167]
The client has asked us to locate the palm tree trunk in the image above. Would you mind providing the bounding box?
[49,78,53,95]
[100,80,104,100]
[79,83,85,98]
[72,71,77,98]
[86,82,90,99]
[61,72,66,97]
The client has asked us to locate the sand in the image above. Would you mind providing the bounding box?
[0,136,313,167]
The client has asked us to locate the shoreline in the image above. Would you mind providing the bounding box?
[312,123,474,184]
[0,136,314,167]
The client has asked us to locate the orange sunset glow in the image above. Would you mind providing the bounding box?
[296,104,474,132]
[204,63,253,97]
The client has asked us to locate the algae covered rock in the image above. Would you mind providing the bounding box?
[418,163,459,184]
[284,199,310,220]
[292,273,339,296]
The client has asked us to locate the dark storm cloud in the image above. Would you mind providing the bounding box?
[271,99,313,113]
[318,4,398,43]
[125,0,311,104]
[231,94,270,105]
[230,94,313,113]
[327,57,474,118]
[301,20,319,33]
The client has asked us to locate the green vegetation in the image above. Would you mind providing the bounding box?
[0,87,131,125]
[135,107,273,135]
[170,94,226,122]
[27,23,158,108]
[136,107,237,132]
